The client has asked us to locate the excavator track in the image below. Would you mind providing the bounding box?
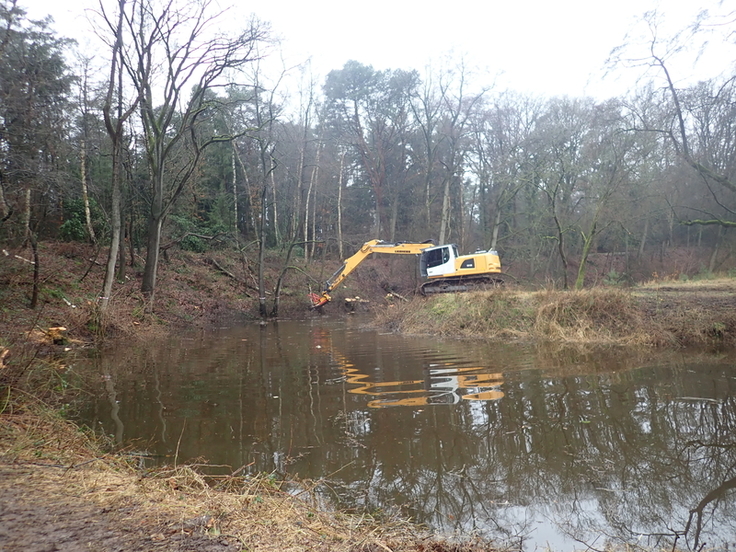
[420,273,513,295]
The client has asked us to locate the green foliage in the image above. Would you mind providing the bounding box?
[604,270,624,286]
[693,266,716,281]
[169,202,230,252]
[0,2,76,240]
[429,294,457,317]
[59,198,106,242]
[58,218,87,242]
[46,288,65,300]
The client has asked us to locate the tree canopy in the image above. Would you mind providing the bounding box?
[2,0,735,305]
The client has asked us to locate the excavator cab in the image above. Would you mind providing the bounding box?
[420,244,459,277]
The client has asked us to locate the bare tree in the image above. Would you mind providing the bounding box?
[610,9,736,229]
[111,0,266,299]
[98,0,139,313]
[436,62,486,247]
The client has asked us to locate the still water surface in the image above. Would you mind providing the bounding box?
[77,318,736,550]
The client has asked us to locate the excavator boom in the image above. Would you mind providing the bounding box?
[310,239,505,308]
[311,240,434,308]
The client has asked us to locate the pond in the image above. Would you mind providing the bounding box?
[76,317,736,550]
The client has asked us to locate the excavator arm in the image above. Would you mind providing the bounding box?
[311,240,435,308]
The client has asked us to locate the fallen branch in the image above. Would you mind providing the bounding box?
[386,291,409,302]
[2,249,34,265]
[204,258,256,296]
[161,232,226,252]
[206,257,243,283]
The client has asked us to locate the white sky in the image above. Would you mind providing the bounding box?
[25,0,734,100]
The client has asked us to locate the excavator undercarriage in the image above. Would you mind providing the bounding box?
[419,273,511,295]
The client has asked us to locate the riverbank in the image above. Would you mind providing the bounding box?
[0,242,497,551]
[3,399,499,552]
[3,242,736,551]
[374,279,736,348]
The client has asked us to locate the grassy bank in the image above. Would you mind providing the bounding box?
[375,279,736,348]
[4,398,492,551]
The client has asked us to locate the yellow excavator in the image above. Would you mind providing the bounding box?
[311,239,508,308]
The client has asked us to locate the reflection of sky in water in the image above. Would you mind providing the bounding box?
[77,320,736,551]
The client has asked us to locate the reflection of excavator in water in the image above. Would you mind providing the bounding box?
[331,349,504,408]
[311,239,510,308]
[345,362,505,408]
[310,326,504,408]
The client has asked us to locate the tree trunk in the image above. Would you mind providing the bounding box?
[232,143,256,236]
[29,232,39,309]
[389,189,399,242]
[490,208,502,251]
[296,145,305,252]
[552,213,569,290]
[100,0,136,313]
[128,215,135,267]
[231,145,238,235]
[23,187,31,244]
[257,191,268,318]
[574,222,597,290]
[117,219,126,281]
[80,139,96,244]
[0,182,8,220]
[100,151,121,311]
[302,151,311,261]
[337,150,345,259]
[271,168,280,245]
[141,214,163,298]
[307,142,321,258]
[439,177,451,244]
[638,218,648,258]
[310,188,317,258]
[270,240,306,317]
[709,226,723,273]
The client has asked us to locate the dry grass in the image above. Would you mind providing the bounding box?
[532,288,651,345]
[375,282,736,347]
[0,399,498,552]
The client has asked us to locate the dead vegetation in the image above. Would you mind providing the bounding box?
[375,280,736,347]
[0,398,499,552]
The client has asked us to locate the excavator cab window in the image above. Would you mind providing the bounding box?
[424,247,449,269]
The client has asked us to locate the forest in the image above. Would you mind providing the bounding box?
[2,0,736,317]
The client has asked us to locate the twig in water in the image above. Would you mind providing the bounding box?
[174,419,186,468]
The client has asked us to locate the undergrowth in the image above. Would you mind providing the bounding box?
[375,284,736,347]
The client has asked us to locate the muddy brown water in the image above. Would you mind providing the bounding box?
[75,317,736,550]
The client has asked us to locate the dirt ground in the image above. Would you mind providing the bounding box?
[631,279,736,345]
[0,409,489,552]
[0,465,240,552]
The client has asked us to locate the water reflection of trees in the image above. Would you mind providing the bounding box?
[80,324,736,550]
[351,362,736,549]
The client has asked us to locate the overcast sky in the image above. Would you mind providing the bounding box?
[26,0,733,100]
